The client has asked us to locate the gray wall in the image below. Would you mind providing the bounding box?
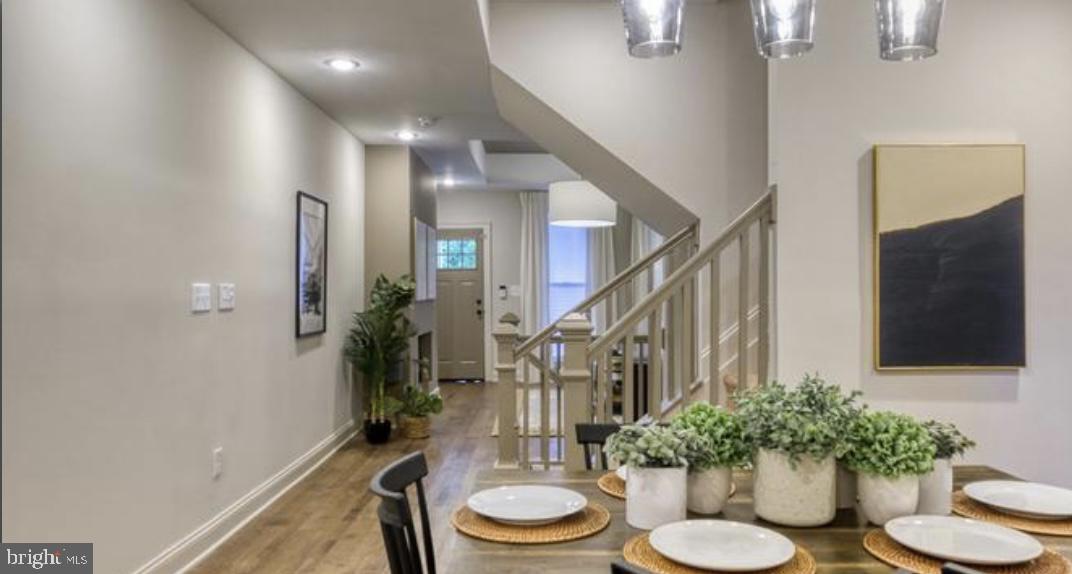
[1,0,365,571]
[772,0,1072,486]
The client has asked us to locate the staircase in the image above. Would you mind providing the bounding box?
[494,189,776,471]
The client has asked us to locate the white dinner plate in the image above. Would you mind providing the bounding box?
[616,466,628,481]
[467,485,587,526]
[885,515,1043,565]
[649,520,796,572]
[965,481,1072,520]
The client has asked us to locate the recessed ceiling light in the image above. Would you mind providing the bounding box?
[325,58,359,72]
[396,130,419,142]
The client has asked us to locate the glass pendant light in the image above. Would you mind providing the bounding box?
[620,0,685,58]
[549,181,617,228]
[875,0,945,61]
[749,0,816,59]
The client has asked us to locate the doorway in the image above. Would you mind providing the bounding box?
[436,228,486,381]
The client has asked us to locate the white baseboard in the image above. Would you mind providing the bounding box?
[132,421,359,574]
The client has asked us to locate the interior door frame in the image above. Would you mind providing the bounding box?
[438,222,494,381]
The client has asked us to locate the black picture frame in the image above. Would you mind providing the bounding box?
[296,191,329,338]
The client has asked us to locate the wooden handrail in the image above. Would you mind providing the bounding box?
[514,222,698,356]
[588,191,774,358]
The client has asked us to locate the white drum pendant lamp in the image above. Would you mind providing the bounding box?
[549,181,617,228]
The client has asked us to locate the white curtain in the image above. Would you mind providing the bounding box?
[519,191,549,336]
[587,227,616,333]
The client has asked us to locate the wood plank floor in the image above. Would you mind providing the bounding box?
[191,381,498,574]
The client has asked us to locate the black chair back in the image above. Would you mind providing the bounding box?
[370,451,436,574]
[611,560,654,573]
[575,423,621,470]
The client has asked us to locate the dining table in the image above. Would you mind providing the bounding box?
[440,465,1072,574]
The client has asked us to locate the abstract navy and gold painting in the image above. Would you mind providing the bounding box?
[874,144,1025,370]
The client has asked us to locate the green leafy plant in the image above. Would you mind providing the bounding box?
[734,374,864,464]
[398,385,443,418]
[924,420,976,459]
[845,411,936,477]
[670,402,750,471]
[604,424,709,469]
[344,274,416,423]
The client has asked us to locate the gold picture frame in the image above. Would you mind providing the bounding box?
[873,144,1026,371]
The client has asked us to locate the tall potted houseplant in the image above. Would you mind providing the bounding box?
[918,420,975,515]
[605,424,707,529]
[671,401,750,515]
[845,411,936,525]
[344,274,416,444]
[735,375,857,526]
[397,384,443,439]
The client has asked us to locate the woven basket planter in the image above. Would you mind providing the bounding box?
[400,415,431,439]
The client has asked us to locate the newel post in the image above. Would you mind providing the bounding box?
[493,315,520,469]
[557,312,593,472]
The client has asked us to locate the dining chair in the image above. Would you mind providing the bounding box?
[370,451,436,574]
[575,423,622,471]
[610,560,654,574]
[941,564,986,574]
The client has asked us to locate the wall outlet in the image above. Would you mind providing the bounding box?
[191,283,212,313]
[212,447,224,480]
[218,283,236,311]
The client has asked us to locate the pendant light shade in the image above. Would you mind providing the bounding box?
[748,0,816,59]
[620,0,685,59]
[549,181,617,228]
[875,0,944,61]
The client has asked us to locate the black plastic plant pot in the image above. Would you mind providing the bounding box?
[364,419,392,444]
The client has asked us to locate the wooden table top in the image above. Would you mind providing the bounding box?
[440,465,1072,574]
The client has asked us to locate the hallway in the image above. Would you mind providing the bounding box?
[191,383,496,574]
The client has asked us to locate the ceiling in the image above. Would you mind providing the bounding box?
[188,0,534,184]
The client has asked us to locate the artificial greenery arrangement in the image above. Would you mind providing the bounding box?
[605,424,709,469]
[344,274,416,423]
[923,420,976,459]
[845,411,936,477]
[734,374,864,464]
[398,385,444,418]
[670,402,750,471]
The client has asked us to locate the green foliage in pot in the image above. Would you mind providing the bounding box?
[923,420,976,459]
[845,411,936,477]
[670,401,750,471]
[345,274,416,422]
[605,424,708,469]
[399,385,443,418]
[734,374,864,464]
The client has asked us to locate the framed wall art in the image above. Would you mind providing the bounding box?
[296,191,328,337]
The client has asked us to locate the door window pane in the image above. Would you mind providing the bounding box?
[437,238,478,270]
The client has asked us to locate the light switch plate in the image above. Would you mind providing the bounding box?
[191,283,212,313]
[218,283,236,311]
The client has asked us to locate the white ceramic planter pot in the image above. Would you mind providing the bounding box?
[753,449,836,527]
[917,457,953,515]
[857,472,920,525]
[687,466,732,515]
[626,466,687,529]
[836,462,857,510]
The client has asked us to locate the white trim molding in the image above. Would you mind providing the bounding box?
[133,422,358,574]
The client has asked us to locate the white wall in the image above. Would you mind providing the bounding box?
[2,1,365,571]
[438,189,524,380]
[489,0,767,244]
[773,0,1072,486]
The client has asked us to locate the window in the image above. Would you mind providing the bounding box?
[437,239,477,270]
[548,226,588,322]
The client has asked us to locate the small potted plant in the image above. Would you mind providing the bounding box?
[918,420,975,515]
[398,385,443,439]
[605,424,707,529]
[845,411,936,525]
[345,274,416,444]
[671,401,750,515]
[735,375,857,527]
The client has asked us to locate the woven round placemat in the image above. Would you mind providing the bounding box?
[863,529,1072,574]
[597,473,738,502]
[623,533,816,574]
[451,503,610,544]
[953,491,1072,537]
